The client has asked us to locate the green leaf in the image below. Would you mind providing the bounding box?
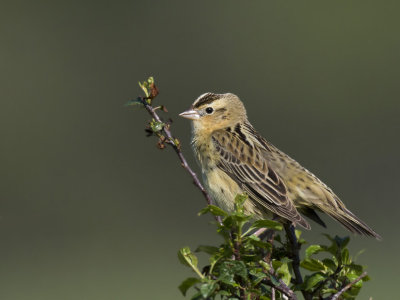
[346,274,363,288]
[216,290,231,297]
[305,244,324,258]
[138,77,155,98]
[218,271,236,286]
[235,194,248,207]
[279,257,292,264]
[347,263,364,275]
[322,258,337,272]
[178,277,201,296]
[150,120,164,132]
[198,205,228,217]
[271,259,282,270]
[300,258,326,272]
[321,288,338,295]
[231,213,252,224]
[209,253,222,274]
[274,234,282,244]
[229,260,248,279]
[222,215,234,228]
[276,262,291,285]
[189,291,202,300]
[200,282,217,298]
[260,283,271,295]
[304,273,325,291]
[178,247,198,269]
[125,97,143,107]
[249,269,267,285]
[341,248,350,264]
[217,262,236,286]
[322,234,339,255]
[138,82,148,97]
[217,260,248,285]
[269,274,280,286]
[259,260,271,272]
[246,235,273,250]
[195,245,219,255]
[334,235,350,249]
[343,290,360,298]
[298,237,306,245]
[250,219,283,231]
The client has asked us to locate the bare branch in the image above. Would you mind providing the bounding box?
[284,224,312,300]
[271,287,275,300]
[262,275,297,300]
[142,101,214,202]
[330,272,367,300]
[134,85,221,223]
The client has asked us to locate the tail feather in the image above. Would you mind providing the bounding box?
[331,208,382,240]
[300,207,327,228]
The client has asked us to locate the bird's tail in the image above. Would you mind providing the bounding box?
[330,208,382,240]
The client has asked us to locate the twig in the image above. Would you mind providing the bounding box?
[262,276,297,300]
[145,102,211,201]
[330,271,367,300]
[284,224,312,300]
[259,236,297,300]
[137,90,221,223]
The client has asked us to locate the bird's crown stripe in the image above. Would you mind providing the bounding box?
[193,93,221,108]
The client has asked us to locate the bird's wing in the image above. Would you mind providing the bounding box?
[211,125,310,229]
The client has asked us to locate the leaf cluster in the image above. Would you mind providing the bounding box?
[127,77,178,149]
[125,77,159,106]
[178,195,369,300]
[299,235,368,299]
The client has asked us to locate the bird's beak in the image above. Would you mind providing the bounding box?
[179,109,200,120]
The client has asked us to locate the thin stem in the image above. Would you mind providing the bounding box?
[330,272,367,300]
[144,100,212,204]
[140,97,222,224]
[262,276,298,300]
[192,265,205,280]
[284,223,312,300]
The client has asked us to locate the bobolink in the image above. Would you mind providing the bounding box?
[179,93,381,239]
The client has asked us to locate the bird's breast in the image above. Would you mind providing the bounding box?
[201,167,242,213]
[192,133,219,169]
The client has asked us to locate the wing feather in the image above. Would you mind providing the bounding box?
[212,127,310,229]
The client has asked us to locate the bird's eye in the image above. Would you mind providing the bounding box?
[205,107,214,114]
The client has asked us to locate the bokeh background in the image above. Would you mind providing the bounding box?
[1,1,399,299]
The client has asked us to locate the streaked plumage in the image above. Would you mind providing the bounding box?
[180,93,381,239]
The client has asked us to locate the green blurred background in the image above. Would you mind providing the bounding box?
[1,0,399,299]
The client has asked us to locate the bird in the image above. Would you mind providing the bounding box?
[179,92,381,240]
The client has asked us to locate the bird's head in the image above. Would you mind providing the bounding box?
[179,93,247,133]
